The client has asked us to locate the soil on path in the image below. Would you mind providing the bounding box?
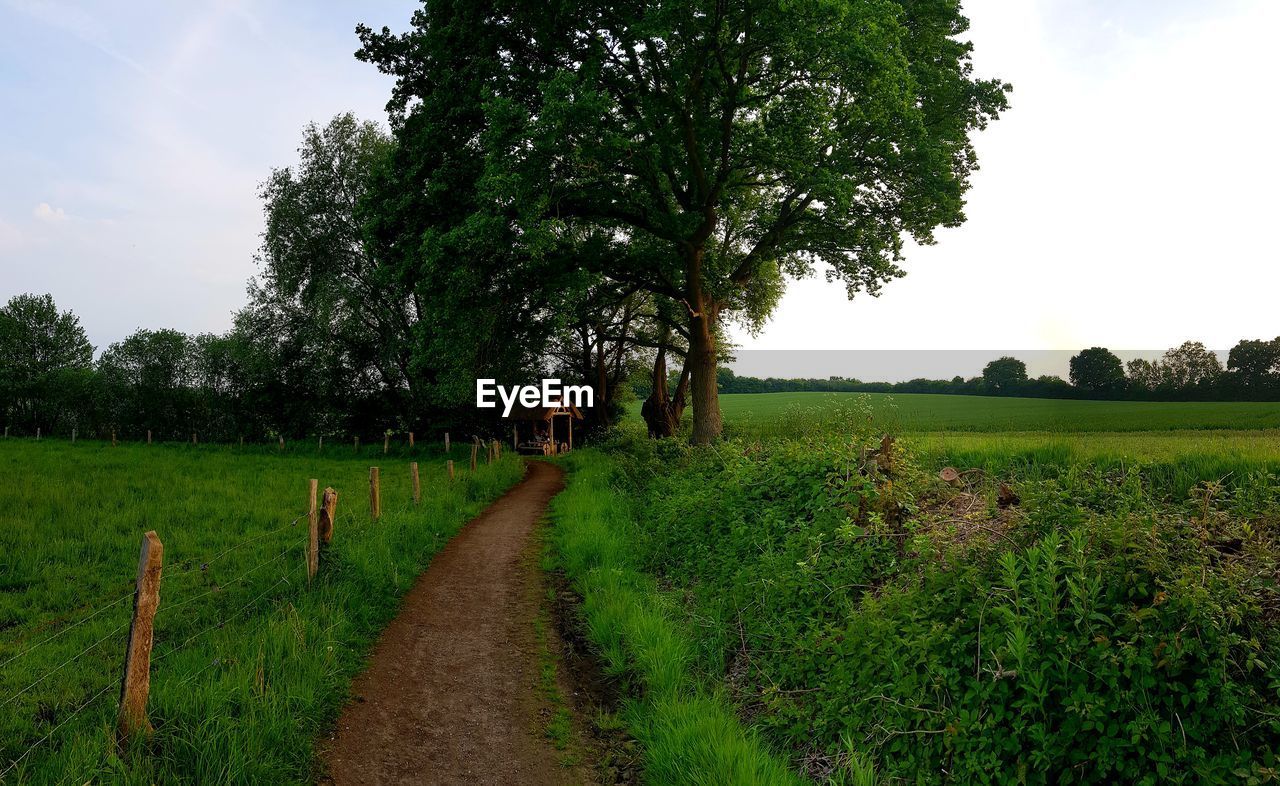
[321,461,594,786]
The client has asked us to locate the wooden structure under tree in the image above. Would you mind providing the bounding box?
[506,405,584,455]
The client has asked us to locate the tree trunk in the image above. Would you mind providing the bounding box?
[688,295,722,445]
[641,345,690,439]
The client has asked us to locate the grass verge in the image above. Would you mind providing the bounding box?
[548,451,806,785]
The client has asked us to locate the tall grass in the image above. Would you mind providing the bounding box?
[549,452,806,785]
[0,439,523,784]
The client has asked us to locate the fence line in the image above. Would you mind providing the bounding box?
[162,535,304,617]
[162,512,307,593]
[0,682,116,782]
[0,592,132,673]
[1,619,129,711]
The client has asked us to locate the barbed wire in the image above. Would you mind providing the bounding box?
[0,681,116,783]
[154,570,296,666]
[163,512,308,590]
[162,532,305,616]
[0,592,132,674]
[0,617,126,711]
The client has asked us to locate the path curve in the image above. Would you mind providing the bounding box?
[322,461,586,785]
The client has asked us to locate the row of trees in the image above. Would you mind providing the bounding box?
[709,341,1280,401]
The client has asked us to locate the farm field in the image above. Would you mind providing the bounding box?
[0,439,522,784]
[713,391,1280,434]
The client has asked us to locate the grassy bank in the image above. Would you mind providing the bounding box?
[548,452,812,785]
[0,439,523,783]
[582,414,1280,783]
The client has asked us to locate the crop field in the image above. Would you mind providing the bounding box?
[0,439,522,784]
[713,391,1280,434]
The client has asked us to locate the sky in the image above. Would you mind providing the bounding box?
[2,0,1278,380]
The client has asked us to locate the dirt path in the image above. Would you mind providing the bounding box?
[321,461,593,786]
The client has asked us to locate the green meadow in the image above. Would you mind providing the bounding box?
[0,439,522,784]
[714,391,1280,434]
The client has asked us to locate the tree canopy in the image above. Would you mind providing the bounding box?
[358,0,1009,442]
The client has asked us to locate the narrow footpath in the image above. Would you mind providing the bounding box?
[321,461,594,785]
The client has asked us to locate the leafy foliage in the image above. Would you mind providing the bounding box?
[598,411,1280,783]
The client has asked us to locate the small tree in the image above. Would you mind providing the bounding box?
[982,356,1027,394]
[1069,347,1126,395]
[0,293,94,432]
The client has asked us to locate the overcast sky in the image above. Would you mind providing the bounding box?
[2,0,1278,378]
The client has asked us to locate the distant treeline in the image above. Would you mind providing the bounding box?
[0,293,416,442]
[714,342,1280,401]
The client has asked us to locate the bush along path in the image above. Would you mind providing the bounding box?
[321,461,598,785]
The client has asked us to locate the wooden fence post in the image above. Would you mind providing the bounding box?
[354,436,360,453]
[409,431,415,448]
[383,434,389,454]
[318,436,323,452]
[319,487,337,544]
[72,428,76,443]
[307,479,319,583]
[117,531,163,743]
[279,436,285,450]
[146,430,151,445]
[447,460,455,480]
[369,467,381,520]
[470,441,478,472]
[445,432,450,453]
[192,432,197,445]
[411,462,420,504]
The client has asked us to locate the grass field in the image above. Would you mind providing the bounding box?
[0,439,521,784]
[711,391,1280,434]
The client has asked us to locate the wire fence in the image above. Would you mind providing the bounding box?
[0,507,316,782]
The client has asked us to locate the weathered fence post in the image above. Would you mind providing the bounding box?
[409,431,415,449]
[318,436,323,452]
[147,430,152,445]
[279,436,285,450]
[445,432,450,453]
[192,432,197,446]
[447,460,455,480]
[319,487,337,544]
[117,530,163,743]
[470,441,478,472]
[383,434,389,454]
[353,436,360,453]
[72,428,76,443]
[410,462,420,504]
[112,429,118,447]
[307,479,319,583]
[369,467,381,520]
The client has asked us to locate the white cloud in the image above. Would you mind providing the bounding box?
[32,202,67,222]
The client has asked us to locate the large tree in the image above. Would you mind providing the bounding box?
[1069,347,1126,395]
[360,0,1009,443]
[982,356,1027,394]
[1227,337,1280,388]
